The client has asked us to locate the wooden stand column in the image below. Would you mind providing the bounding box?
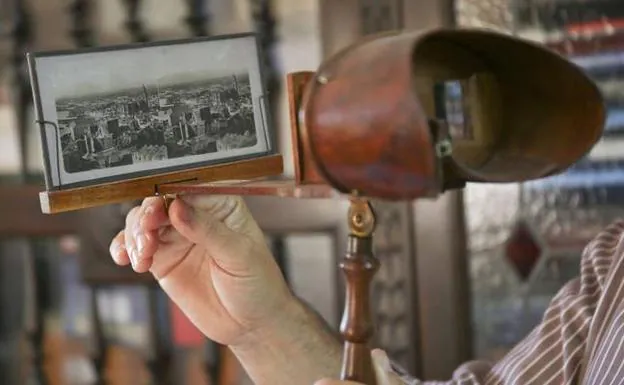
[339,198,379,385]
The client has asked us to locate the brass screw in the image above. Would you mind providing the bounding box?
[162,194,177,211]
[348,196,376,237]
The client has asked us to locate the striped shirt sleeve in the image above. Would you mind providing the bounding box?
[392,220,624,385]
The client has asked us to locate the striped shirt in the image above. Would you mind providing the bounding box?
[393,219,624,385]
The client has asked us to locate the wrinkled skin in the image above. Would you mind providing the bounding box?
[109,194,398,384]
[109,195,294,347]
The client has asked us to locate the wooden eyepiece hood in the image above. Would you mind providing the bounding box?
[300,28,605,200]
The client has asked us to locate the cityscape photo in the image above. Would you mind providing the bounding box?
[55,73,257,174]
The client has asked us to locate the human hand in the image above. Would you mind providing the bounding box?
[108,195,295,347]
[314,350,403,385]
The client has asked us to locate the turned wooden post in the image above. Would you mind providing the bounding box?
[339,198,378,385]
[90,288,107,385]
[68,0,95,47]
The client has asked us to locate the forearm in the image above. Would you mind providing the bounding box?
[231,297,343,385]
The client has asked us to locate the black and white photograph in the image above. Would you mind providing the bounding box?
[27,33,272,189]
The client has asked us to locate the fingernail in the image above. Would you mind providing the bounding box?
[140,206,154,227]
[109,243,118,257]
[129,248,137,269]
[372,350,393,385]
[178,200,194,224]
[109,243,123,260]
[136,233,145,256]
[372,349,392,371]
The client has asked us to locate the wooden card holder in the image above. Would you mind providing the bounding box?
[39,154,285,214]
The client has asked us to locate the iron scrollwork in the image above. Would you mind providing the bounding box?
[249,0,279,121]
[371,201,419,373]
[122,0,150,42]
[359,0,404,35]
[184,0,210,37]
[68,0,95,47]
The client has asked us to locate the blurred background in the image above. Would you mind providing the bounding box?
[0,0,623,384]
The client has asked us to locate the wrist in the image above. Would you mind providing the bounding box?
[229,296,342,384]
[231,293,307,354]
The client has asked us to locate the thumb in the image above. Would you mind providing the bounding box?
[168,197,259,274]
[372,349,402,385]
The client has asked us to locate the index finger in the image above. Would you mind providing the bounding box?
[127,197,169,273]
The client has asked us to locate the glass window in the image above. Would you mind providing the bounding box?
[455,0,624,360]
